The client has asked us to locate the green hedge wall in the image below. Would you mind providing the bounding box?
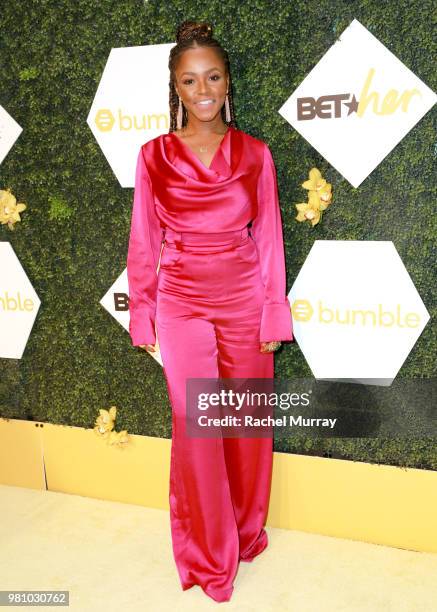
[0,0,435,469]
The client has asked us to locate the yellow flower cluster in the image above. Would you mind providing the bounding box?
[94,406,130,447]
[295,168,332,226]
[0,188,26,230]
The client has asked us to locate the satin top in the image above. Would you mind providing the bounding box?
[126,125,294,346]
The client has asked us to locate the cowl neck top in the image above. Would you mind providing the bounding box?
[142,125,261,233]
[164,126,234,181]
[126,125,294,346]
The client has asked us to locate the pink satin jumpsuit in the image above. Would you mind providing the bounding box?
[126,126,293,603]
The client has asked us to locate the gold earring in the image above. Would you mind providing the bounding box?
[177,96,183,130]
[225,93,231,123]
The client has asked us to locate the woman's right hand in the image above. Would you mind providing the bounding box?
[139,344,157,352]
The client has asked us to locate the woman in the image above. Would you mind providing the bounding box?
[126,20,293,603]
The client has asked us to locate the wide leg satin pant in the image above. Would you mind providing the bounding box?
[155,226,274,603]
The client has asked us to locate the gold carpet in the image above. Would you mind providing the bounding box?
[1,484,436,611]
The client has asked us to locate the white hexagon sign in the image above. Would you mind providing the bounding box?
[0,104,22,165]
[87,43,174,187]
[100,262,163,367]
[288,241,430,385]
[0,242,41,359]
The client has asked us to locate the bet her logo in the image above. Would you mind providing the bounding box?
[297,68,422,120]
[291,299,420,328]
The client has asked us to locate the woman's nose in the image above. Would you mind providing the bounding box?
[197,79,210,94]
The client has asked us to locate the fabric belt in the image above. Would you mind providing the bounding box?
[163,226,250,252]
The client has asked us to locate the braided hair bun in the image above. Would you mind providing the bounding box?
[176,21,213,44]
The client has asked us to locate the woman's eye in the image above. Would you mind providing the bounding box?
[182,75,221,85]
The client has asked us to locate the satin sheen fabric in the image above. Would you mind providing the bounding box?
[156,227,275,602]
[126,126,293,346]
[126,126,293,603]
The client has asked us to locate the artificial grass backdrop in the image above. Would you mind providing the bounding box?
[0,0,435,468]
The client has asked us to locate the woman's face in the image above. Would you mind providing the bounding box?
[174,45,229,125]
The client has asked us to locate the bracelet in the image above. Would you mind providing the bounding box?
[263,341,282,351]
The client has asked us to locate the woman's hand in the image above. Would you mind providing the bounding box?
[260,341,282,353]
[139,344,157,353]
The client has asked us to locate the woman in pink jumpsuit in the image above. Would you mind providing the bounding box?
[126,21,293,603]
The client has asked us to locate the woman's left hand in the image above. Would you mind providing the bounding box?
[260,341,282,353]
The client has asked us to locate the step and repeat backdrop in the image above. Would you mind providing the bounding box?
[0,6,435,463]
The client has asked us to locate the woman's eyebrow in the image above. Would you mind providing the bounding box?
[180,67,222,76]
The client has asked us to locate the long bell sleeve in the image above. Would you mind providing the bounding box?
[126,146,163,346]
[251,142,294,343]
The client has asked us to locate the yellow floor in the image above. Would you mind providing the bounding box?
[1,484,436,611]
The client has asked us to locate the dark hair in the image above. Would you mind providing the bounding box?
[168,20,237,132]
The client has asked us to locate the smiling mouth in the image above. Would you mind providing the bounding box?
[196,99,215,106]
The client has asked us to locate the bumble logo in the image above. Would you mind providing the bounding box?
[94,109,168,132]
[0,242,42,358]
[287,241,431,382]
[87,43,177,186]
[0,291,35,311]
[294,299,420,328]
[95,109,115,132]
[291,300,313,322]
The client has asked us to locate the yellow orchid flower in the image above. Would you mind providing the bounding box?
[0,188,27,230]
[301,168,326,192]
[294,167,333,226]
[296,192,321,226]
[94,406,117,437]
[295,203,321,226]
[107,430,130,447]
[318,183,332,209]
[308,190,321,208]
[93,406,130,446]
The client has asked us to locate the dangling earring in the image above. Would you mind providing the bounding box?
[225,92,231,123]
[177,96,183,130]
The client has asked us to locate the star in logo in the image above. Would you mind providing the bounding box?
[345,95,359,115]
